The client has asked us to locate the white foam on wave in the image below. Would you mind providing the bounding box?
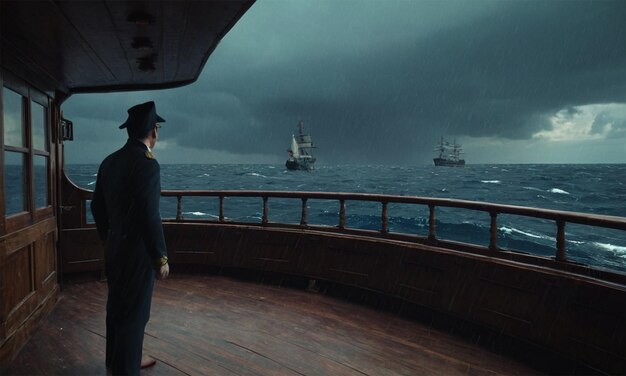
[481,180,501,184]
[247,172,267,178]
[499,226,554,241]
[523,186,542,191]
[87,181,96,186]
[549,188,570,195]
[593,242,626,256]
[183,211,208,216]
[197,173,210,177]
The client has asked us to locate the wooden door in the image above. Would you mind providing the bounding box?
[0,71,59,366]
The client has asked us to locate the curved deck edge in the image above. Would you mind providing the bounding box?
[165,223,626,375]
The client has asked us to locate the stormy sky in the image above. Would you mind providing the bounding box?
[63,0,626,165]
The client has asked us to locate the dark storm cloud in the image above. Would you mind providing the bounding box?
[64,0,625,164]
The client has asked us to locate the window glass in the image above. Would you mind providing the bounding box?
[34,155,49,208]
[32,101,47,151]
[3,87,24,147]
[4,151,25,215]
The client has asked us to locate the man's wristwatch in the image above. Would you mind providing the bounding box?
[153,255,169,268]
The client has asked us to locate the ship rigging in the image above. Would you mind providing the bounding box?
[286,121,316,171]
[433,136,465,166]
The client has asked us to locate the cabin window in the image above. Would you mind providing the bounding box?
[32,101,48,151]
[3,87,24,147]
[3,87,27,216]
[31,100,50,208]
[33,155,48,208]
[2,81,52,226]
[3,151,26,215]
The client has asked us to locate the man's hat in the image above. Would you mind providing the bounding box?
[119,101,165,137]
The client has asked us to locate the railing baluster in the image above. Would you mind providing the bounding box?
[300,198,308,226]
[381,201,388,233]
[146,190,625,272]
[489,212,498,251]
[339,199,346,229]
[428,204,436,241]
[262,196,269,225]
[219,196,224,222]
[556,220,566,262]
[176,195,183,221]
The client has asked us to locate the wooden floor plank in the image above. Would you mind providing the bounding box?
[2,274,541,375]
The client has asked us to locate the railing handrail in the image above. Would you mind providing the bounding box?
[74,184,626,271]
[160,189,626,230]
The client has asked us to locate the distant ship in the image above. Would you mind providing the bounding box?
[286,121,316,171]
[433,137,465,167]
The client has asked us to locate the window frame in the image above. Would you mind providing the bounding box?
[31,91,53,221]
[1,72,54,235]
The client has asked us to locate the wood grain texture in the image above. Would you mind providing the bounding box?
[2,274,540,376]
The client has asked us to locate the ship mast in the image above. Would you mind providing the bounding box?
[295,120,314,158]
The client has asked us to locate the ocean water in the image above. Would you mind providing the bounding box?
[66,164,626,272]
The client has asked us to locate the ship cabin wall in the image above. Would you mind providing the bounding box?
[0,68,61,366]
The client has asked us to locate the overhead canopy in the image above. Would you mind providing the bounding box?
[1,0,254,95]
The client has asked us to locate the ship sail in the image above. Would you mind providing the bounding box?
[286,121,316,170]
[290,135,300,158]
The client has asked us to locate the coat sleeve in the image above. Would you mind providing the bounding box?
[134,159,168,262]
[91,165,109,242]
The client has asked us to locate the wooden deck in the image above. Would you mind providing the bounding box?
[3,274,541,375]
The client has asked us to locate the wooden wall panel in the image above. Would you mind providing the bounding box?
[164,225,220,265]
[35,231,56,288]
[554,284,626,375]
[474,273,539,336]
[214,227,244,266]
[60,228,103,273]
[322,240,380,287]
[0,218,59,366]
[396,254,445,308]
[237,231,300,273]
[296,234,325,277]
[1,246,33,321]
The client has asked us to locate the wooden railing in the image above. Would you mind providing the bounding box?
[160,190,626,264]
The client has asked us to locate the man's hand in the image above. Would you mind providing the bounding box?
[157,263,169,280]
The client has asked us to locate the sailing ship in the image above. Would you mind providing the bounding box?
[433,136,465,166]
[286,121,316,170]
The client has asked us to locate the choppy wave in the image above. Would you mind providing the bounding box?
[247,172,267,178]
[499,226,553,241]
[593,242,626,256]
[183,211,208,216]
[481,180,501,184]
[549,188,570,195]
[523,186,542,191]
[87,181,95,186]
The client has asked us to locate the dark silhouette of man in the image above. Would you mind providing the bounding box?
[91,101,170,375]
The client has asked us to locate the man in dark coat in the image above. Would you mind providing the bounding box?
[91,101,170,376]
